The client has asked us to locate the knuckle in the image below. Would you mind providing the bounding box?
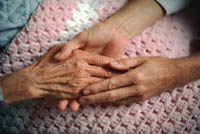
[75,65,88,75]
[101,69,109,77]
[74,70,89,77]
[104,71,110,77]
[70,78,88,87]
[72,87,82,95]
[108,92,116,102]
[69,79,80,87]
[134,72,144,82]
[121,59,129,65]
[74,60,82,68]
[27,88,33,96]
[108,79,117,90]
[77,78,87,86]
[72,50,81,56]
[73,69,81,76]
[136,85,146,96]
[96,57,102,64]
[76,32,88,43]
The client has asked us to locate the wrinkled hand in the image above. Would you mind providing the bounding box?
[80,57,187,104]
[0,45,116,104]
[55,22,128,111]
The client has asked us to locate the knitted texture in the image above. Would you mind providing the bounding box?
[0,0,200,134]
[0,0,42,53]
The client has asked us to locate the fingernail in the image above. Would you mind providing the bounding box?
[83,90,90,95]
[73,102,80,112]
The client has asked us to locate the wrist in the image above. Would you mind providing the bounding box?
[104,0,164,40]
[104,13,130,40]
[0,68,35,104]
[173,55,200,85]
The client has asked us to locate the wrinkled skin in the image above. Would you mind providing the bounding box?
[80,57,189,104]
[54,0,165,111]
[0,45,117,104]
[55,22,128,111]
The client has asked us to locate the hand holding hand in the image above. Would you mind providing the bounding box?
[55,22,128,111]
[80,57,187,104]
[0,45,116,104]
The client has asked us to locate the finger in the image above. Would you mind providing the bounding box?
[85,77,104,84]
[109,58,144,71]
[83,72,133,95]
[38,77,73,84]
[46,91,75,99]
[123,96,142,103]
[54,36,85,61]
[80,85,139,104]
[37,84,79,94]
[69,100,80,112]
[29,87,75,100]
[114,96,141,105]
[68,77,103,87]
[74,50,114,66]
[38,77,102,96]
[57,100,69,112]
[84,65,118,78]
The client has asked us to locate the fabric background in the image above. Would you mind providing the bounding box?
[0,0,200,133]
[0,0,42,53]
[156,0,190,15]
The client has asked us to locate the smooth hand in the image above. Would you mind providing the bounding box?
[55,22,128,60]
[80,57,189,104]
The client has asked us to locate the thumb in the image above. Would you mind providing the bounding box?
[54,35,85,61]
[109,57,144,70]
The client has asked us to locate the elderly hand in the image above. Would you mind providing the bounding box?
[0,45,116,104]
[54,0,165,111]
[80,57,190,104]
[55,22,128,111]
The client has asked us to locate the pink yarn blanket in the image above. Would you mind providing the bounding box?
[0,0,199,133]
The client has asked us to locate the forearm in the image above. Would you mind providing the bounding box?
[105,0,165,40]
[0,71,32,104]
[175,54,200,85]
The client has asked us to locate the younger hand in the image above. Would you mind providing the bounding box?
[55,22,128,60]
[55,22,128,111]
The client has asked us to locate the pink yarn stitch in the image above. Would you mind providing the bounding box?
[0,0,199,133]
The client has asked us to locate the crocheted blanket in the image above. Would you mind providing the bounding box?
[0,0,200,133]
